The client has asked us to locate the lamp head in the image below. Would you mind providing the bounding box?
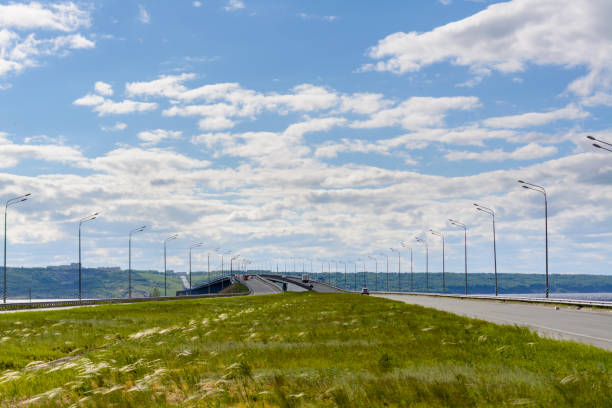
[587,135,595,140]
[518,180,525,184]
[593,143,602,149]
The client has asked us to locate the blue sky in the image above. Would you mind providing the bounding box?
[0,0,611,277]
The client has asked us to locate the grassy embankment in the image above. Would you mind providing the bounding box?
[0,293,610,406]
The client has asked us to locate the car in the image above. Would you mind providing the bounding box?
[361,286,369,295]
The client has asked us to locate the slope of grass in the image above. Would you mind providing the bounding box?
[0,293,609,407]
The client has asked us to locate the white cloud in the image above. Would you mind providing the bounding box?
[101,122,127,132]
[198,116,234,130]
[351,96,480,130]
[73,92,157,116]
[445,143,558,162]
[363,0,612,103]
[483,104,589,129]
[94,81,113,96]
[225,0,245,12]
[138,129,182,146]
[137,4,150,24]
[0,2,91,31]
[193,1,202,7]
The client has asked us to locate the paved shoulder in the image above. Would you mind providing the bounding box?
[376,294,612,351]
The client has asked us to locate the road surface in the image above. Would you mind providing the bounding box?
[376,294,612,351]
[239,275,282,295]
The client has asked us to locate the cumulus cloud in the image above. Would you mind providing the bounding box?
[74,93,157,116]
[137,4,150,24]
[225,0,245,11]
[445,143,558,162]
[483,104,589,129]
[94,81,113,96]
[101,122,127,132]
[0,2,94,82]
[138,129,182,146]
[363,0,612,103]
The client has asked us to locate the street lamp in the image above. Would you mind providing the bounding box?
[230,254,240,275]
[415,236,429,292]
[207,247,219,294]
[368,255,378,291]
[518,180,550,298]
[390,248,400,291]
[430,230,445,293]
[163,234,178,296]
[354,259,360,290]
[587,135,612,153]
[339,260,347,288]
[400,242,413,292]
[4,193,30,304]
[78,212,99,301]
[474,203,498,296]
[449,219,468,295]
[128,225,146,298]
[189,242,205,295]
[379,252,389,291]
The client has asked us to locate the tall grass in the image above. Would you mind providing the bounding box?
[0,292,609,406]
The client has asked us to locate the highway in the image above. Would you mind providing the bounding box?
[238,275,282,295]
[376,294,612,351]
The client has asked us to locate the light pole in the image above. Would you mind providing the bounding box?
[4,193,30,303]
[128,225,146,299]
[400,242,413,292]
[339,261,347,288]
[449,219,468,295]
[189,242,205,295]
[430,230,445,293]
[368,255,378,291]
[415,236,429,292]
[78,212,99,301]
[163,234,178,297]
[230,255,240,276]
[379,253,389,291]
[587,135,612,153]
[334,260,338,287]
[354,259,360,290]
[474,203,498,296]
[518,180,550,298]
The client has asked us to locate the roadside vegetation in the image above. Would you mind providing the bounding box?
[0,292,609,406]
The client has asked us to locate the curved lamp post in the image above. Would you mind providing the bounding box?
[518,180,549,298]
[230,254,240,276]
[474,203,498,296]
[415,236,429,292]
[430,230,445,293]
[128,225,146,298]
[79,212,99,301]
[587,135,612,153]
[4,193,31,303]
[189,242,205,295]
[449,219,468,295]
[339,260,347,289]
[400,241,413,292]
[163,234,178,296]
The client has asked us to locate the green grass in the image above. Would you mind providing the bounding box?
[0,293,609,407]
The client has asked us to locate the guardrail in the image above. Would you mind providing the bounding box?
[370,291,612,309]
[0,291,250,312]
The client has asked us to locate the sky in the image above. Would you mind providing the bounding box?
[0,0,611,277]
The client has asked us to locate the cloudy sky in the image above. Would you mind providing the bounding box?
[0,0,611,276]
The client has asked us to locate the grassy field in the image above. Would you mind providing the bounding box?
[0,293,609,407]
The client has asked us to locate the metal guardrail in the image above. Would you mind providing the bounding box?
[370,291,612,309]
[0,291,250,312]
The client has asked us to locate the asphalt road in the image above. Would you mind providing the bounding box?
[283,276,345,293]
[375,294,612,351]
[239,275,282,295]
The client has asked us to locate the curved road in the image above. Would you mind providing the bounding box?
[376,294,612,351]
[239,275,283,295]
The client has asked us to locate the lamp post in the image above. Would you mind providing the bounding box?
[339,261,347,288]
[128,225,146,299]
[415,236,428,292]
[518,180,550,298]
[379,253,389,291]
[368,255,377,291]
[354,259,360,290]
[430,230,445,293]
[4,193,30,303]
[230,255,240,276]
[587,135,612,153]
[400,242,413,292]
[474,203,498,296]
[78,212,99,301]
[449,219,468,295]
[189,242,205,295]
[163,234,178,296]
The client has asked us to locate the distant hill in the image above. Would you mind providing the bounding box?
[2,266,227,300]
